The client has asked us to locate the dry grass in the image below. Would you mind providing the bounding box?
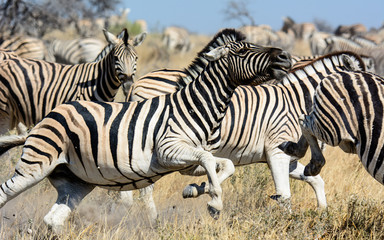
[0,34,383,239]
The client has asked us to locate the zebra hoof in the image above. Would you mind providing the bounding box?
[207,205,220,220]
[270,195,282,201]
[182,184,199,198]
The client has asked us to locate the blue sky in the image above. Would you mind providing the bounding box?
[121,0,384,35]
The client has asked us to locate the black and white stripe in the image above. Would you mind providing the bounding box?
[0,38,291,232]
[309,34,378,74]
[48,38,105,65]
[0,35,52,61]
[289,64,384,185]
[127,28,246,100]
[0,29,145,136]
[123,52,366,219]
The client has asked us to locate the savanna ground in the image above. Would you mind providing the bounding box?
[0,32,384,239]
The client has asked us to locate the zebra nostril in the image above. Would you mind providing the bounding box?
[278,52,291,61]
[120,74,133,84]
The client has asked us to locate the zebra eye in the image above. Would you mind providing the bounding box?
[236,48,248,55]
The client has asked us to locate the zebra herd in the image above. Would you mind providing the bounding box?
[0,26,383,233]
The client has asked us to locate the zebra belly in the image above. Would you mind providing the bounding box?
[65,147,163,190]
[215,143,267,165]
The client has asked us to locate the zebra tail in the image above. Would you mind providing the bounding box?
[0,134,27,155]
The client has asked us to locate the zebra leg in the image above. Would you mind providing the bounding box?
[182,157,234,199]
[16,122,28,136]
[0,112,11,136]
[266,148,292,209]
[44,167,95,233]
[278,135,309,158]
[0,159,55,207]
[169,149,234,219]
[288,160,327,208]
[301,115,326,176]
[0,122,29,155]
[137,185,158,224]
[118,191,134,207]
[181,165,209,198]
[117,186,157,224]
[200,155,234,219]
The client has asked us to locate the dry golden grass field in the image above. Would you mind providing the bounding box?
[0,33,384,240]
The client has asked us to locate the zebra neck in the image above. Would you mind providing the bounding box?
[94,44,114,62]
[91,49,121,101]
[178,31,244,89]
[183,61,236,125]
[180,57,208,87]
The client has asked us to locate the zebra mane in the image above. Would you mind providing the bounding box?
[282,51,366,86]
[176,28,246,89]
[289,51,365,73]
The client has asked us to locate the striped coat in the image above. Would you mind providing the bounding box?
[121,52,366,219]
[0,29,146,135]
[293,67,384,184]
[0,39,292,232]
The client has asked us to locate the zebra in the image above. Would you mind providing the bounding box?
[334,23,367,37]
[0,35,53,61]
[0,28,146,150]
[47,37,105,64]
[121,51,366,221]
[238,25,295,51]
[309,34,377,74]
[321,36,384,76]
[281,16,316,41]
[282,63,384,185]
[0,37,292,232]
[0,49,18,60]
[162,26,191,53]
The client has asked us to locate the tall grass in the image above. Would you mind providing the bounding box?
[0,33,383,239]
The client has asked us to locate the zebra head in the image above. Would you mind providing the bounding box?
[105,28,147,93]
[203,41,292,86]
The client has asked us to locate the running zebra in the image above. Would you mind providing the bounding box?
[0,29,146,146]
[0,35,52,61]
[0,38,291,232]
[283,65,384,185]
[125,52,365,216]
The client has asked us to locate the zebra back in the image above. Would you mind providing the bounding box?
[0,35,51,61]
[48,38,105,65]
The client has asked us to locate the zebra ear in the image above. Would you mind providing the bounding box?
[133,32,147,47]
[203,46,229,61]
[342,54,365,71]
[103,29,118,44]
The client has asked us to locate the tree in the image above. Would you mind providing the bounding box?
[0,0,121,37]
[223,0,256,26]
